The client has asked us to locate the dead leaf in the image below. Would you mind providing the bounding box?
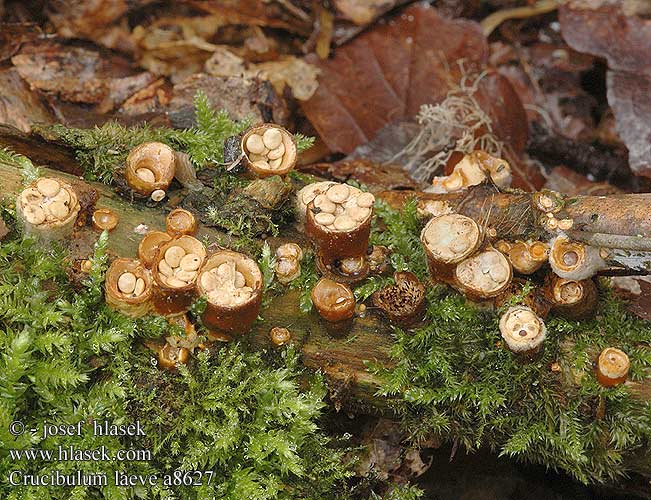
[300,4,489,155]
[0,23,42,62]
[46,0,140,53]
[11,40,156,112]
[205,46,321,101]
[299,159,423,192]
[167,73,289,128]
[0,68,55,132]
[559,1,651,177]
[334,0,399,25]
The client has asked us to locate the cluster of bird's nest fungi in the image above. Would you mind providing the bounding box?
[14,122,631,387]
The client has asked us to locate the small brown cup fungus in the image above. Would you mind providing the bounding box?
[455,248,513,300]
[499,306,546,357]
[125,142,176,196]
[274,243,303,285]
[105,258,153,317]
[311,278,356,333]
[368,245,391,275]
[372,271,426,328]
[242,124,297,178]
[533,189,563,214]
[92,208,119,232]
[270,327,291,347]
[502,240,549,275]
[166,208,197,236]
[157,343,190,371]
[549,236,605,280]
[138,231,172,269]
[596,348,630,387]
[421,214,482,281]
[151,235,206,315]
[197,250,263,338]
[16,177,80,241]
[548,275,598,320]
[305,184,374,282]
[429,151,512,193]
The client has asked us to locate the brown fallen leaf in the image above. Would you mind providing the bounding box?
[559,1,651,177]
[299,158,423,192]
[167,73,289,128]
[0,23,42,62]
[11,40,156,112]
[0,68,55,132]
[46,0,140,53]
[205,46,321,101]
[302,5,490,155]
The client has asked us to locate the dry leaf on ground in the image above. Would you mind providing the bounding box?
[560,1,651,177]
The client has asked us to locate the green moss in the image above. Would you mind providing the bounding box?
[0,233,357,499]
[366,203,651,484]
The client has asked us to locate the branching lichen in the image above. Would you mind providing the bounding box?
[392,71,504,183]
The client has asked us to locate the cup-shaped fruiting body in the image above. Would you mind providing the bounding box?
[274,243,303,284]
[421,214,482,281]
[157,343,190,371]
[500,240,549,275]
[548,275,598,320]
[549,236,606,280]
[105,258,153,317]
[428,151,512,193]
[138,231,172,269]
[295,181,337,229]
[596,348,630,387]
[166,208,197,236]
[197,250,263,337]
[368,245,391,275]
[270,326,291,347]
[92,208,119,232]
[533,189,564,214]
[151,235,206,315]
[372,271,426,328]
[125,142,176,196]
[241,124,297,178]
[311,278,356,324]
[499,306,546,357]
[305,184,374,280]
[455,247,512,300]
[16,177,80,241]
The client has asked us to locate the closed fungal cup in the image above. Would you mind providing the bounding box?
[242,124,297,178]
[105,258,153,317]
[197,250,263,337]
[17,177,80,241]
[152,235,206,314]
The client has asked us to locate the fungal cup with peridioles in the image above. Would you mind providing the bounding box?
[596,348,630,387]
[151,235,206,314]
[197,250,263,338]
[547,275,598,320]
[17,177,80,240]
[166,208,197,236]
[242,124,297,177]
[311,278,356,335]
[499,306,547,357]
[105,258,153,317]
[421,214,482,280]
[455,248,513,300]
[305,183,375,282]
[125,142,176,196]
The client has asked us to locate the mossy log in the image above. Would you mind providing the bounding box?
[2,161,651,482]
